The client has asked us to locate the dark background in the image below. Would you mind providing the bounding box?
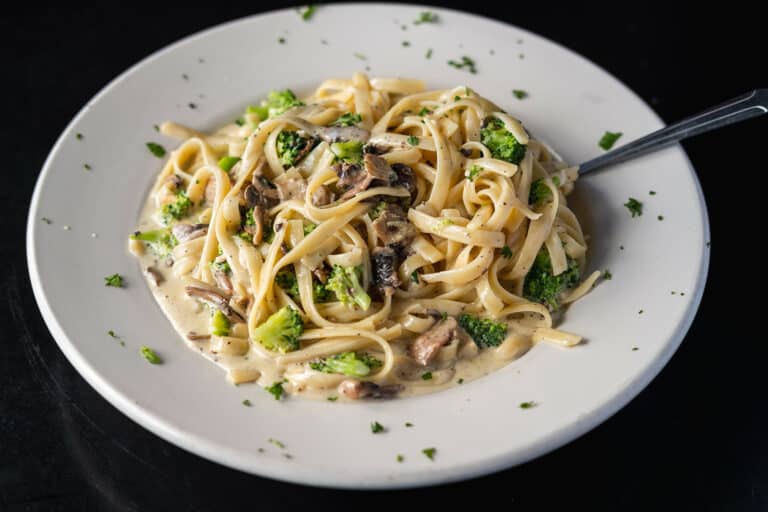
[1,4,765,511]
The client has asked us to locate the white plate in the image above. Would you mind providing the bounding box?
[27,4,709,488]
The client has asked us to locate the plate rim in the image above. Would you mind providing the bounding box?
[26,3,711,489]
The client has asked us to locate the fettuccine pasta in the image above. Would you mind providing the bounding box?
[129,74,599,401]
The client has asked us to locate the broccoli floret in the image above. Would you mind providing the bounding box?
[331,112,362,126]
[368,201,389,220]
[458,314,507,347]
[211,259,231,274]
[130,228,178,259]
[528,179,552,205]
[252,306,304,354]
[523,249,580,311]
[313,280,333,303]
[330,140,364,164]
[277,130,313,167]
[326,265,371,310]
[480,117,527,165]
[160,191,192,225]
[276,268,300,301]
[263,89,305,118]
[310,352,382,377]
[211,310,230,337]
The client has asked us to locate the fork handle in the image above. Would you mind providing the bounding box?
[578,89,768,175]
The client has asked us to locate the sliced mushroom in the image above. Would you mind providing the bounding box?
[287,117,370,144]
[144,267,164,286]
[171,223,208,243]
[371,247,400,296]
[311,185,334,206]
[371,203,416,247]
[244,177,279,209]
[185,285,244,323]
[338,380,402,399]
[335,153,396,200]
[166,174,183,189]
[409,316,461,366]
[213,268,233,295]
[312,265,329,284]
[391,163,416,203]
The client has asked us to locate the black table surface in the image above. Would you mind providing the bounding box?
[2,4,766,511]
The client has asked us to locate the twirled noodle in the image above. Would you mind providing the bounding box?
[131,74,600,401]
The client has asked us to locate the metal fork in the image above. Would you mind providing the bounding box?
[578,89,767,175]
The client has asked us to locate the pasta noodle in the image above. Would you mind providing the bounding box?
[130,74,600,400]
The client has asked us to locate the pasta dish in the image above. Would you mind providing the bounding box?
[129,74,600,401]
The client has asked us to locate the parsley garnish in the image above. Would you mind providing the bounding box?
[371,421,385,433]
[519,401,536,409]
[418,107,432,116]
[140,346,162,364]
[458,378,464,384]
[658,215,664,221]
[466,165,482,181]
[396,454,404,462]
[598,131,623,150]
[83,164,91,171]
[414,11,438,24]
[153,124,160,132]
[425,48,433,59]
[407,135,419,146]
[104,274,124,288]
[331,112,362,126]
[624,198,643,217]
[41,217,52,225]
[299,4,316,20]
[268,438,286,449]
[649,190,656,195]
[405,422,414,427]
[501,246,513,258]
[447,56,477,74]
[422,447,437,460]
[146,142,166,158]
[512,89,528,99]
[278,37,286,44]
[327,396,338,402]
[410,270,420,284]
[402,41,411,47]
[603,270,612,280]
[265,380,286,400]
[421,372,433,380]
[353,52,367,60]
[76,133,83,140]
[107,330,119,339]
[242,399,252,407]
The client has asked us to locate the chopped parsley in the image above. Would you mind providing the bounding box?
[422,447,437,460]
[218,156,241,172]
[519,401,536,409]
[448,55,477,74]
[512,89,528,100]
[327,396,338,402]
[371,421,385,433]
[331,112,362,126]
[414,11,438,24]
[402,41,411,47]
[598,131,623,150]
[83,164,92,171]
[405,422,414,427]
[188,102,197,110]
[407,135,419,146]
[182,73,189,80]
[501,246,513,258]
[458,378,464,384]
[353,52,367,60]
[454,95,461,102]
[603,270,612,280]
[425,48,433,59]
[268,438,286,449]
[632,347,639,351]
[278,37,286,44]
[107,330,119,339]
[140,346,162,364]
[624,198,643,217]
[76,133,83,140]
[418,107,432,116]
[41,217,52,225]
[397,454,404,462]
[234,118,245,126]
[649,190,656,195]
[146,142,166,158]
[410,270,420,284]
[153,124,160,132]
[104,273,124,288]
[421,372,433,380]
[466,165,482,181]
[658,215,664,221]
[265,380,286,400]
[299,4,316,20]
[242,399,252,407]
